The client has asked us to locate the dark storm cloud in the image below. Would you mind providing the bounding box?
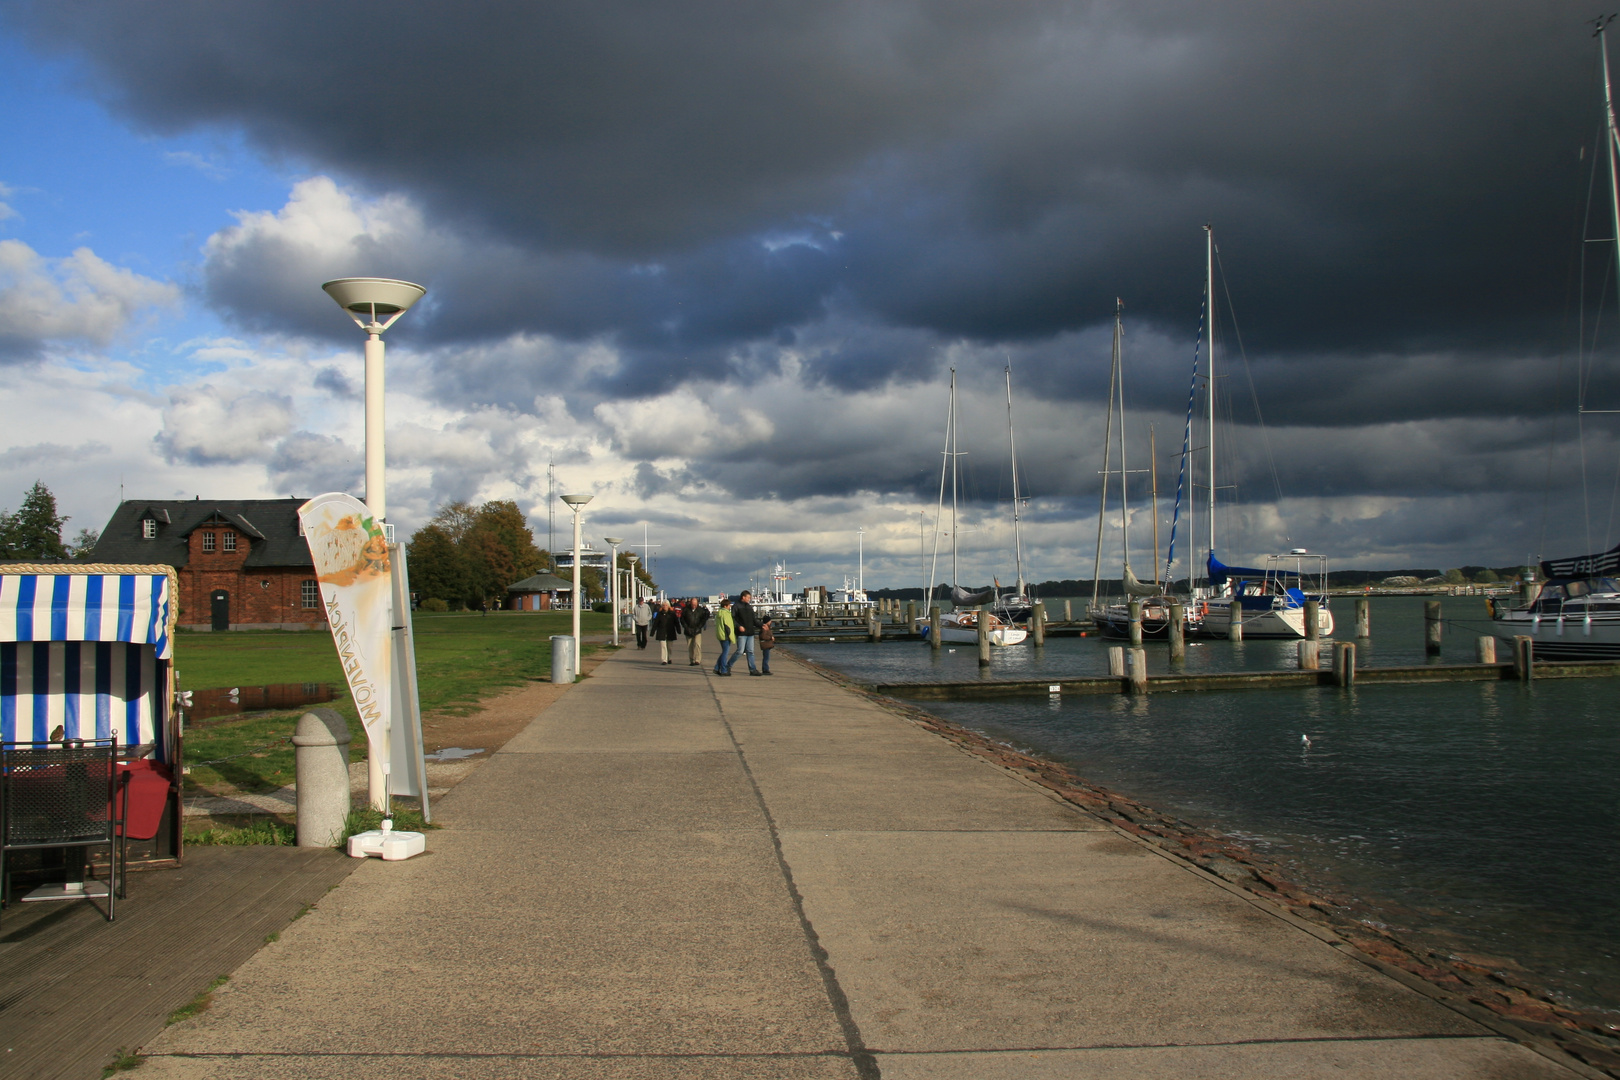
[10,0,1605,362]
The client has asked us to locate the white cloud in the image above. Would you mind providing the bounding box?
[157,383,297,464]
[595,387,774,459]
[0,239,178,358]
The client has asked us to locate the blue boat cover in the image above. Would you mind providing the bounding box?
[1206,554,1273,586]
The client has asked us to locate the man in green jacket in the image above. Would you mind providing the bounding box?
[712,597,736,676]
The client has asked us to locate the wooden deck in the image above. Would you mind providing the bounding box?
[0,846,356,1080]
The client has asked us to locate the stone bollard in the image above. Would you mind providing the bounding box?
[1127,648,1149,694]
[977,606,991,666]
[1032,601,1046,646]
[1297,639,1319,670]
[294,708,352,848]
[1513,635,1534,681]
[1108,645,1126,678]
[1227,598,1243,641]
[550,634,576,683]
[1304,599,1320,641]
[929,605,942,650]
[1476,635,1497,664]
[1127,600,1143,647]
[1168,603,1186,664]
[1333,641,1356,687]
[1064,599,1072,624]
[1355,597,1370,638]
[1424,600,1442,656]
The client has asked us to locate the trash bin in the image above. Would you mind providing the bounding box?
[550,635,575,684]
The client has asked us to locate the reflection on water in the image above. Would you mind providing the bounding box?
[187,683,336,723]
[796,597,1620,1014]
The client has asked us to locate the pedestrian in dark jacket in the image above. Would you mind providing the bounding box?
[727,590,762,675]
[652,601,681,664]
[682,601,710,666]
[759,614,776,675]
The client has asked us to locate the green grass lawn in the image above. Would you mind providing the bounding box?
[179,611,610,795]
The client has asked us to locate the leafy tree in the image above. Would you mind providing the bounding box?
[1443,568,1465,585]
[69,528,100,561]
[406,523,466,606]
[0,481,69,560]
[1474,568,1500,584]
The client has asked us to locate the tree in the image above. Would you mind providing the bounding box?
[1443,568,1465,585]
[69,528,100,561]
[406,523,467,607]
[0,481,69,560]
[1475,568,1499,584]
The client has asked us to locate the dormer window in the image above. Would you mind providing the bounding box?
[142,518,157,539]
[202,531,216,552]
[223,531,237,552]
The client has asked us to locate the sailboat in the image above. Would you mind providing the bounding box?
[992,362,1036,624]
[919,369,1029,646]
[1089,300,1195,638]
[1172,226,1333,640]
[1492,21,1620,659]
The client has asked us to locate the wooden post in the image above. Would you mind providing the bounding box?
[1334,641,1356,687]
[1355,597,1370,638]
[1168,603,1186,664]
[1127,600,1143,647]
[1063,599,1072,623]
[1108,645,1126,677]
[869,612,881,642]
[1304,599,1320,641]
[1032,601,1045,646]
[1424,600,1442,656]
[1513,634,1533,681]
[929,606,942,650]
[1297,639,1319,670]
[1476,635,1496,664]
[1127,648,1148,694]
[906,600,915,626]
[1227,597,1243,641]
[976,606,991,666]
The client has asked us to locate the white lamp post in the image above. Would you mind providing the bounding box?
[626,553,639,607]
[603,536,624,647]
[320,278,427,523]
[857,525,865,596]
[561,494,593,671]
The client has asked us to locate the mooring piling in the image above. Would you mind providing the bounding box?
[1127,600,1143,647]
[1333,641,1356,687]
[1108,645,1126,677]
[1064,599,1073,623]
[976,606,991,666]
[1227,599,1243,641]
[1424,600,1443,656]
[1355,597,1370,638]
[1127,648,1148,694]
[1304,599,1320,641]
[929,605,942,650]
[1476,635,1496,664]
[1032,601,1045,646]
[1513,634,1534,681]
[1168,603,1186,664]
[1298,639,1320,670]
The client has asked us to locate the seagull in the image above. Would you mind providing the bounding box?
[1301,733,1312,749]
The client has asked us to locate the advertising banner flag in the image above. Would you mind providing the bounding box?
[299,493,392,754]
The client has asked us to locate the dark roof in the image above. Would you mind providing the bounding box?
[90,499,314,569]
[508,572,572,593]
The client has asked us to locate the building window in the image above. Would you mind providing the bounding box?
[141,518,157,539]
[202,531,216,552]
[301,580,320,608]
[223,531,237,552]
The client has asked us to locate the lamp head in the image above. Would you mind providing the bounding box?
[322,278,426,334]
[560,493,593,509]
[603,536,624,545]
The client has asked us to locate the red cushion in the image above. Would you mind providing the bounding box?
[117,760,173,841]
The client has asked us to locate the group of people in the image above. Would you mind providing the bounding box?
[628,589,776,676]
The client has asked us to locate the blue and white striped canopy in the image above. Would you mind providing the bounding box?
[0,571,173,659]
[0,570,175,757]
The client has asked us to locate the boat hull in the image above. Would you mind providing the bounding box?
[1493,609,1620,660]
[1189,597,1334,640]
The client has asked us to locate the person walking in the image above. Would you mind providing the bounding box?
[633,598,653,650]
[727,589,762,676]
[758,613,776,675]
[713,597,736,675]
[682,599,710,666]
[652,600,681,664]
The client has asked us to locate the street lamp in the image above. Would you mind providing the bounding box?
[603,536,624,647]
[320,278,427,522]
[857,525,865,596]
[626,554,640,610]
[560,494,593,672]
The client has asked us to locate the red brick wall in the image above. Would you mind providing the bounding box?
[176,525,325,630]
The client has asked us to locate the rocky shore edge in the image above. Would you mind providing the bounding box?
[783,648,1620,1079]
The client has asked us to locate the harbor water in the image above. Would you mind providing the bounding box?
[795,596,1620,1016]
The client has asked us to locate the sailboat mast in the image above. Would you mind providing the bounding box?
[927,370,953,609]
[1115,300,1132,583]
[950,369,960,588]
[1150,425,1160,590]
[1005,364,1026,598]
[1091,311,1120,612]
[1204,224,1216,583]
[1601,23,1620,328]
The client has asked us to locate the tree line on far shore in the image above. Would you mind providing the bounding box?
[405,499,655,612]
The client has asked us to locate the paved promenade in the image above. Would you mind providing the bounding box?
[137,646,1585,1078]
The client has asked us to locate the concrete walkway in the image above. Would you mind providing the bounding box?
[135,646,1586,1079]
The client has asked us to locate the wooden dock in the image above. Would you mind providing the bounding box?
[0,846,355,1080]
[866,659,1620,701]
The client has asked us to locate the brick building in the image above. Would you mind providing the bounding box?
[90,498,323,631]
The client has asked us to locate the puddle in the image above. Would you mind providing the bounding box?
[425,747,486,762]
[185,683,337,723]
